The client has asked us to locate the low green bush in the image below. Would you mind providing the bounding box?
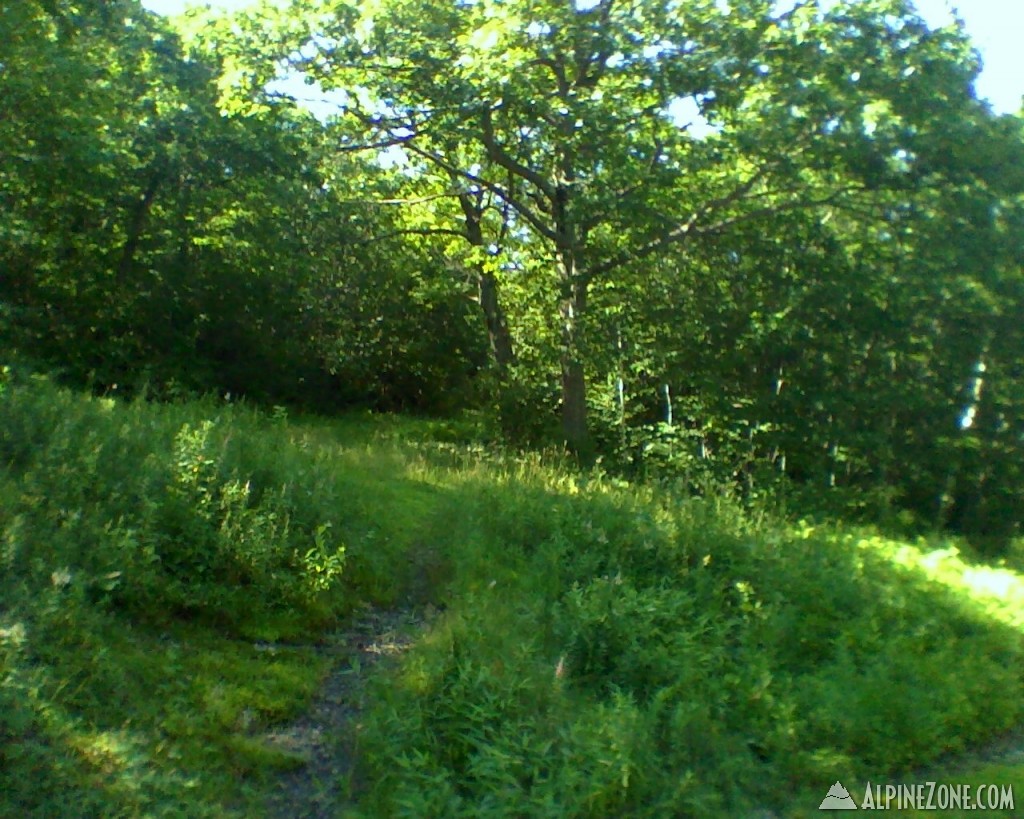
[353,468,1024,816]
[0,375,351,629]
[3,373,1022,816]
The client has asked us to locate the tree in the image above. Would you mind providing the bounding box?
[292,0,988,456]
[1,0,485,409]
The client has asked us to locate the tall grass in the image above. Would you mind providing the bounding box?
[351,460,1024,816]
[0,372,443,815]
[2,370,1022,816]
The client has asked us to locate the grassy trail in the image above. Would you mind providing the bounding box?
[2,377,1023,816]
[261,607,430,818]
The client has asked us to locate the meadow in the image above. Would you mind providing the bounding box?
[2,370,1022,817]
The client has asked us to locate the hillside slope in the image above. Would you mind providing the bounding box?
[1,374,1022,816]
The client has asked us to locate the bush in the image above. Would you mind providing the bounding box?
[0,373,348,630]
[352,467,1024,816]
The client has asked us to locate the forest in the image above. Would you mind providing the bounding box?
[2,0,1023,816]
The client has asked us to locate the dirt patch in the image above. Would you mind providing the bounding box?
[261,605,435,818]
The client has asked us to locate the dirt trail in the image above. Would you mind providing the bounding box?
[260,605,433,819]
[256,603,1024,818]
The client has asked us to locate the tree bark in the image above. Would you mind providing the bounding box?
[479,270,515,370]
[561,352,589,456]
[558,251,592,459]
[116,170,163,284]
[458,190,516,371]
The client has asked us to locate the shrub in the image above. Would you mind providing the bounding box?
[0,374,347,630]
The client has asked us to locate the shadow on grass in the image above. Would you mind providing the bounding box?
[1,376,1022,816]
[346,466,1024,817]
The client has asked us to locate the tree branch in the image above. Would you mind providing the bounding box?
[587,163,772,277]
[406,142,559,242]
[588,174,868,280]
[349,226,469,245]
[338,191,467,206]
[692,185,869,237]
[481,106,555,198]
[575,0,616,90]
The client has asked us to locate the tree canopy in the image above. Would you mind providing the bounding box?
[2,0,1022,545]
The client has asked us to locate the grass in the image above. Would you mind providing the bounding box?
[0,373,439,815]
[348,474,1024,817]
[1,370,1023,816]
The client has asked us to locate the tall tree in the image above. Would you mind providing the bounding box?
[296,0,985,455]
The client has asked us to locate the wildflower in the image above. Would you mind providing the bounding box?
[51,568,72,589]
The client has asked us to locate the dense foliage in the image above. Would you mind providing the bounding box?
[4,3,1024,812]
[2,376,1022,815]
[0,372,455,815]
[0,0,486,411]
[3,0,1021,543]
[356,475,1024,816]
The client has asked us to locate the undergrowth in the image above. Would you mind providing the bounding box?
[0,372,443,815]
[352,466,1024,816]
[2,370,1022,816]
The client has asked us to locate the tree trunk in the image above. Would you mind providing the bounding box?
[458,190,516,372]
[558,253,592,459]
[479,270,515,370]
[116,170,163,284]
[561,353,589,453]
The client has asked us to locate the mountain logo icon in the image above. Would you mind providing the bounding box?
[819,781,858,810]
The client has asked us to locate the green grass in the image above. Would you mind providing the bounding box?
[2,371,1023,816]
[0,373,445,815]
[345,467,1024,816]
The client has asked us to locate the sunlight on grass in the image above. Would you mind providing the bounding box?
[3,376,1023,817]
[69,727,135,774]
[851,533,1024,631]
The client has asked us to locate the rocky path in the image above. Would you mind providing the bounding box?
[260,605,433,818]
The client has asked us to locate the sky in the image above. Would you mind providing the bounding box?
[140,0,1023,115]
